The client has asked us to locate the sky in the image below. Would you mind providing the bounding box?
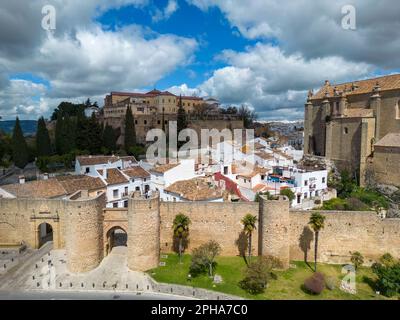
[0,0,400,121]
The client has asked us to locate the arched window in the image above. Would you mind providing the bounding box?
[396,100,400,119]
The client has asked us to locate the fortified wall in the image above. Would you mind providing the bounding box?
[0,193,399,273]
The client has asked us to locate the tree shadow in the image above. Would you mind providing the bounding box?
[362,275,377,292]
[299,226,314,271]
[235,231,248,266]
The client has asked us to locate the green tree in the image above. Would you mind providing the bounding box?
[102,124,117,153]
[350,251,364,270]
[239,256,282,294]
[55,113,76,155]
[51,101,85,121]
[86,113,103,154]
[372,255,400,297]
[241,214,258,262]
[238,104,257,128]
[280,188,295,202]
[172,214,191,264]
[11,117,29,169]
[177,95,187,148]
[36,117,52,157]
[309,212,326,272]
[124,106,136,153]
[190,240,221,277]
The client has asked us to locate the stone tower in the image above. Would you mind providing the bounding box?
[259,195,290,269]
[65,192,106,273]
[127,191,160,272]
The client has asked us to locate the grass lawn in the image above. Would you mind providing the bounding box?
[148,254,393,300]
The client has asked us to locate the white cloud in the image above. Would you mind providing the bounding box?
[198,44,372,119]
[152,0,179,22]
[188,0,400,68]
[0,1,196,119]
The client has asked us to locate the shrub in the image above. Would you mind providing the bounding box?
[304,272,325,295]
[239,256,282,295]
[321,198,347,210]
[189,240,221,277]
[379,253,396,267]
[325,276,337,290]
[350,251,364,270]
[350,188,389,210]
[372,256,400,297]
[280,188,295,202]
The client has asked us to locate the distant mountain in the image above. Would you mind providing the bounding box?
[0,120,38,136]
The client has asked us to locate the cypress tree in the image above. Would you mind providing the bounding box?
[86,113,102,154]
[36,117,52,157]
[55,112,64,155]
[177,95,188,148]
[103,124,117,153]
[12,117,29,169]
[124,106,136,152]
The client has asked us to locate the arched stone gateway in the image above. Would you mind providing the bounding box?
[37,222,53,248]
[105,226,127,255]
[0,190,399,274]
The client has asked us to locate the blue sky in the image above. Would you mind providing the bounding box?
[0,0,399,120]
[96,0,257,89]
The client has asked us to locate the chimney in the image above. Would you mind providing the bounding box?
[43,173,49,180]
[103,168,107,180]
[19,175,25,184]
[324,80,330,86]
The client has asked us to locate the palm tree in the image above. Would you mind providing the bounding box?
[309,212,326,272]
[172,214,191,264]
[241,214,258,262]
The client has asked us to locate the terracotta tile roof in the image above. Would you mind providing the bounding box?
[150,163,179,174]
[56,175,106,194]
[1,179,67,199]
[311,74,400,100]
[374,133,400,148]
[165,178,223,201]
[123,166,150,178]
[102,168,129,185]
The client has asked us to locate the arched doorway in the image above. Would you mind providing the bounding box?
[38,223,53,248]
[105,227,127,255]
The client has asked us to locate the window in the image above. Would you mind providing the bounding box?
[396,101,400,119]
[304,193,308,199]
[322,177,326,183]
[85,167,90,174]
[304,180,308,186]
[344,127,349,134]
[113,189,119,198]
[131,178,135,183]
[113,202,118,208]
[144,120,147,125]
[224,166,228,175]
[124,187,128,194]
[158,120,161,124]
[135,120,138,124]
[135,186,140,191]
[124,200,128,208]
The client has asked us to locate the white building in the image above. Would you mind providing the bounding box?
[149,159,197,201]
[75,155,137,176]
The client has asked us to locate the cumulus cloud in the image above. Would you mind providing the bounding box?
[0,0,196,119]
[198,44,372,119]
[188,0,400,68]
[152,0,179,22]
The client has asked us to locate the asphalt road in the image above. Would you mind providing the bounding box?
[0,289,191,300]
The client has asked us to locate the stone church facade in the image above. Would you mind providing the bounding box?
[304,74,400,186]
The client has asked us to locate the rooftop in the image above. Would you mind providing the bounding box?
[165,178,224,201]
[77,155,137,166]
[100,168,129,185]
[375,133,400,148]
[1,175,106,199]
[123,166,150,178]
[311,74,400,100]
[150,163,179,174]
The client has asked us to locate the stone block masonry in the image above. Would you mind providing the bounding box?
[0,192,399,273]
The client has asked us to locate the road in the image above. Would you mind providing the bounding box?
[0,289,191,300]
